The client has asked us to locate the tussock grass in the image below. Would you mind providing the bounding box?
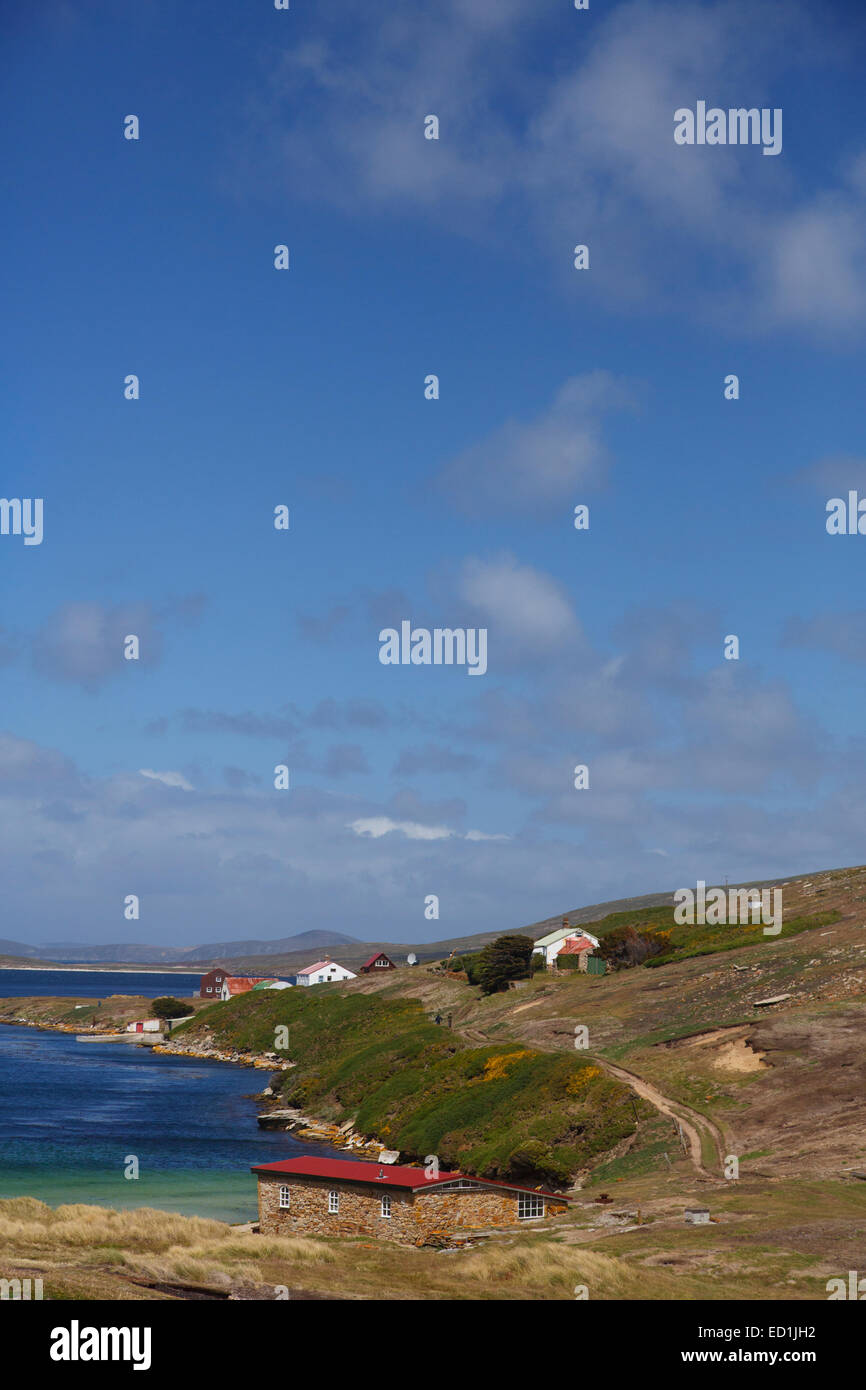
[455,1242,693,1300]
[0,1201,225,1252]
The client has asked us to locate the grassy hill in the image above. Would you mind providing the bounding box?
[176,860,866,1190]
[4,859,866,1300]
[173,989,637,1184]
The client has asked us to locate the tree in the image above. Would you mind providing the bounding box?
[477,934,535,995]
[597,926,668,971]
[152,996,190,1019]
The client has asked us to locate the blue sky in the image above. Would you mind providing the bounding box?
[4,0,866,947]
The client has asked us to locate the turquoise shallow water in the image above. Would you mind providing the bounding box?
[0,1021,345,1223]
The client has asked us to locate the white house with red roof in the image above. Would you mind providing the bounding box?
[533,920,601,968]
[295,957,357,987]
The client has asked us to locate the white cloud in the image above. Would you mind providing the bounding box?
[243,0,866,336]
[348,816,509,842]
[139,769,194,792]
[457,554,581,655]
[435,372,634,516]
[348,816,455,841]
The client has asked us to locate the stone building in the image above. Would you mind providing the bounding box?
[251,1156,570,1244]
[556,934,601,972]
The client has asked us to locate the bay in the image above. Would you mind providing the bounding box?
[0,970,344,1223]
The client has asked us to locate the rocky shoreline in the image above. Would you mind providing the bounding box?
[0,1009,394,1161]
[153,1038,389,1158]
[0,1015,89,1035]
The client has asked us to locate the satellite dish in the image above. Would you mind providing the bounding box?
[407,952,418,966]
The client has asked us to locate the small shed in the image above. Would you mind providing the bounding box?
[684,1207,711,1225]
[556,935,601,973]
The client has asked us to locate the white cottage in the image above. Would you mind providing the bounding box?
[533,922,600,968]
[295,958,357,987]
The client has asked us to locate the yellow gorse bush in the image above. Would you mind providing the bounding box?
[476,1050,534,1083]
[566,1066,601,1095]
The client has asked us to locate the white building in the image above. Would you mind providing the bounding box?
[296,958,357,987]
[533,923,600,968]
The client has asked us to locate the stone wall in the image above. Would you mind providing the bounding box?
[258,1175,568,1244]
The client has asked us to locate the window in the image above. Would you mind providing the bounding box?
[517,1194,545,1220]
[328,1190,339,1214]
[279,1185,291,1209]
[381,1195,391,1219]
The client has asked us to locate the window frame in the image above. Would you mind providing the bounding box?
[328,1190,339,1214]
[381,1194,392,1219]
[517,1193,545,1220]
[278,1185,291,1209]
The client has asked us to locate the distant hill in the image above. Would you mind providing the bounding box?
[0,952,66,969]
[213,929,508,975]
[179,930,360,963]
[4,870,823,970]
[0,939,42,959]
[37,943,197,964]
[8,929,361,966]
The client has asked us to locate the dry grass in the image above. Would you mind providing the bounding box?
[0,1194,833,1300]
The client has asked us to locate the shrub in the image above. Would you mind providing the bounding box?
[507,1140,571,1187]
[555,953,581,971]
[152,997,190,1018]
[446,952,483,985]
[477,934,535,995]
[597,926,667,971]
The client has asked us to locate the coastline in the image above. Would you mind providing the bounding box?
[153,1038,386,1157]
[0,1009,388,1160]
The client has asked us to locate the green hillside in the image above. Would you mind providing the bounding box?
[173,989,637,1184]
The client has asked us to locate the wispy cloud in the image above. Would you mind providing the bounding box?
[434,373,635,516]
[139,768,194,792]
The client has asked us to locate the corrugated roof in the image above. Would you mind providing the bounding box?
[557,936,597,955]
[225,976,271,994]
[250,1155,570,1199]
[297,960,351,975]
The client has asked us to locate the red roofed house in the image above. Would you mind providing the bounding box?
[251,1156,570,1243]
[295,958,357,987]
[359,951,395,974]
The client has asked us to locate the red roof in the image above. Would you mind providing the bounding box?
[225,976,271,994]
[557,936,597,955]
[297,960,350,976]
[360,952,394,969]
[250,1155,570,1199]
